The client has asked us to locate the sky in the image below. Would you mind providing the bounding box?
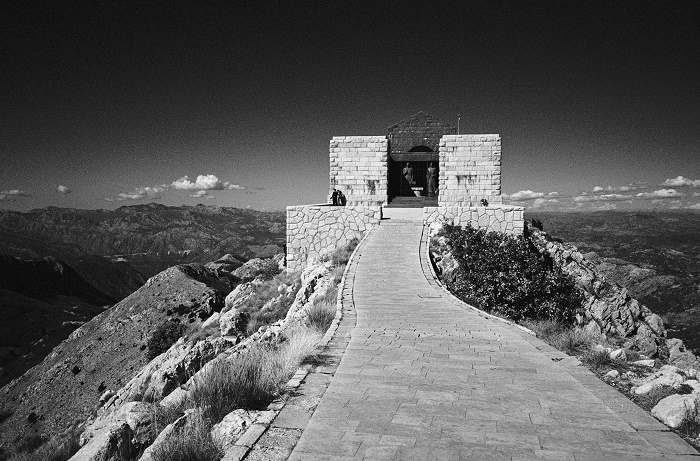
[1,1,699,213]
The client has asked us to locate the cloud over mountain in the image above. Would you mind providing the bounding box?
[574,194,633,202]
[636,189,684,199]
[57,185,71,194]
[663,176,700,188]
[116,186,164,201]
[507,190,546,201]
[188,190,216,199]
[171,174,245,191]
[0,189,30,201]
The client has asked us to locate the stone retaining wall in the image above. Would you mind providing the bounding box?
[424,205,524,235]
[329,136,389,206]
[438,134,502,207]
[286,205,382,270]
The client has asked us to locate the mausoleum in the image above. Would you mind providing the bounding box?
[286,111,524,270]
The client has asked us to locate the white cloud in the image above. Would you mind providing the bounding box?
[57,185,71,194]
[548,192,560,197]
[530,198,559,208]
[592,183,646,193]
[687,203,700,210]
[171,174,246,191]
[636,188,684,199]
[574,194,633,202]
[662,176,700,188]
[116,186,164,201]
[509,190,545,201]
[0,189,30,201]
[188,190,216,199]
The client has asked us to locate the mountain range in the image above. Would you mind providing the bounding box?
[0,204,286,387]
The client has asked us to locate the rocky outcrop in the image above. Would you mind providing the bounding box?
[68,402,153,461]
[67,255,338,459]
[528,228,667,357]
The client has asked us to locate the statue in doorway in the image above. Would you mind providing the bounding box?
[427,162,437,197]
[403,163,414,185]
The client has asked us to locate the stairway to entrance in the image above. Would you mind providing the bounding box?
[284,219,697,460]
[385,196,438,208]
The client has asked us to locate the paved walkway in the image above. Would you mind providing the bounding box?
[287,210,698,460]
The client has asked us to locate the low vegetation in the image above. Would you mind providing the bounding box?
[438,224,584,323]
[147,321,186,360]
[151,326,322,460]
[0,425,81,461]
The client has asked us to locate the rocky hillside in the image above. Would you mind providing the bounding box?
[0,261,235,447]
[0,203,286,278]
[528,211,700,350]
[0,255,129,387]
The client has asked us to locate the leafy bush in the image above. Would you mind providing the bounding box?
[147,321,185,360]
[440,224,584,323]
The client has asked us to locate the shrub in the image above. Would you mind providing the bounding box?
[322,238,360,267]
[440,224,584,323]
[524,320,604,356]
[4,425,81,461]
[147,321,185,360]
[580,349,611,371]
[179,326,321,424]
[231,271,301,337]
[305,299,336,333]
[151,412,222,461]
[632,385,679,411]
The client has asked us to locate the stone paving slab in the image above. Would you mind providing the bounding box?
[285,212,698,460]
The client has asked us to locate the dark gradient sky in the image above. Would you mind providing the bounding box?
[1,1,699,212]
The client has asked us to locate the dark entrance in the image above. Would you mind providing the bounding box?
[387,151,439,206]
[385,111,455,207]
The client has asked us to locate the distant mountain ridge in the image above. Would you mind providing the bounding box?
[529,210,700,350]
[0,203,286,278]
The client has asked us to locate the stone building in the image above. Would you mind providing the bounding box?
[286,111,524,270]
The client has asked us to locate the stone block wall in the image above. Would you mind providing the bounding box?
[438,134,502,207]
[286,204,382,270]
[329,136,388,206]
[424,205,524,235]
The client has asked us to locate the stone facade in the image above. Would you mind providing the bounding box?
[424,205,524,235]
[329,136,388,207]
[438,134,502,207]
[286,205,381,270]
[387,111,455,153]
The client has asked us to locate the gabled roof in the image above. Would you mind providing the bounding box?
[387,111,456,153]
[387,111,454,132]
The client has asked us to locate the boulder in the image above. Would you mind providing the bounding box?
[211,409,262,449]
[667,338,700,370]
[70,402,153,461]
[219,308,249,337]
[139,409,198,461]
[201,311,220,329]
[633,359,656,368]
[634,365,685,395]
[651,394,698,428]
[634,323,659,358]
[605,370,620,379]
[609,349,627,361]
